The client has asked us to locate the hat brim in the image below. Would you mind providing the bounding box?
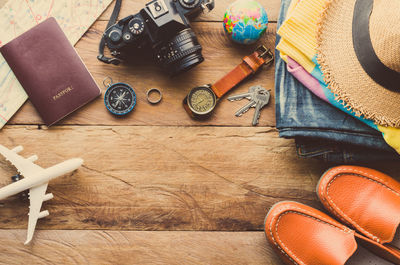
[317,0,400,127]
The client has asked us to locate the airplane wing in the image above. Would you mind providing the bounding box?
[0,145,43,177]
[25,183,49,245]
[0,145,50,244]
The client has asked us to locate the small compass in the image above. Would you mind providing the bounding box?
[103,77,137,116]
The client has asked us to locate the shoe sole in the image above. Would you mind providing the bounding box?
[315,167,335,203]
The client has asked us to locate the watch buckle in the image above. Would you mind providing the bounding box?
[256,46,274,66]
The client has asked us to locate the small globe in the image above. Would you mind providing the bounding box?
[223,0,268,45]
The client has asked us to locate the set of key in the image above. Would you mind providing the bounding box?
[227,85,271,126]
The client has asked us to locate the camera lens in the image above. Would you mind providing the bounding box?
[154,28,204,75]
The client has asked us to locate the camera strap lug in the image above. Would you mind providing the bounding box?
[97,0,123,65]
[201,0,214,13]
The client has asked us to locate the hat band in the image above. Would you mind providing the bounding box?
[352,0,400,93]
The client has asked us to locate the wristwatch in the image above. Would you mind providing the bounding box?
[183,45,274,119]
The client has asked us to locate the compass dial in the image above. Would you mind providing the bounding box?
[104,83,137,115]
[187,86,217,115]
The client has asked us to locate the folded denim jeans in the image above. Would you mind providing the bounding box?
[295,138,399,163]
[275,0,398,162]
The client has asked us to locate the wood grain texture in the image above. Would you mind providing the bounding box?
[99,0,281,22]
[9,22,277,126]
[1,126,399,232]
[0,125,324,231]
[0,230,283,265]
[2,0,400,264]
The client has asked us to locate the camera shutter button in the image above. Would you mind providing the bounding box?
[123,33,133,42]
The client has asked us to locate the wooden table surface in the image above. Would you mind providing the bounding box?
[0,0,399,264]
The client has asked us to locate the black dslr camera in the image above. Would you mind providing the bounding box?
[98,0,215,75]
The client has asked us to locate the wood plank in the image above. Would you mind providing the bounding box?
[99,0,281,22]
[1,126,399,231]
[0,125,322,231]
[0,230,284,265]
[8,21,277,126]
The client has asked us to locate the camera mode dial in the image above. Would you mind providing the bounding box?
[108,28,123,43]
[179,0,200,8]
[129,17,145,35]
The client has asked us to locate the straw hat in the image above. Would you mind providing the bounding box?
[317,0,400,127]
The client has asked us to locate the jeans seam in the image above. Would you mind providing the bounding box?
[279,128,381,138]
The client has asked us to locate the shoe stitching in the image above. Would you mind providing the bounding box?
[319,176,350,226]
[268,206,352,265]
[322,168,400,243]
[269,209,300,265]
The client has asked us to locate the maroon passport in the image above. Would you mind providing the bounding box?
[0,17,101,126]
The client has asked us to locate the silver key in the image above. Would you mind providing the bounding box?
[232,86,268,117]
[228,92,254,102]
[235,100,257,117]
[234,88,263,116]
[252,90,270,126]
[227,85,262,101]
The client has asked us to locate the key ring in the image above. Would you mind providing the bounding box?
[146,88,162,104]
[103,77,113,88]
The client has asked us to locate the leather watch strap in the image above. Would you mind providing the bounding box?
[211,46,273,98]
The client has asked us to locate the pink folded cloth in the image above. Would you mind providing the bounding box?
[286,57,329,103]
[285,56,379,130]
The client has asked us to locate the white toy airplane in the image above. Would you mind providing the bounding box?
[0,144,83,244]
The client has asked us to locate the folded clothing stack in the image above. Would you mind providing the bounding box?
[275,0,400,163]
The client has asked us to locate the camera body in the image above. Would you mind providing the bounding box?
[99,0,215,75]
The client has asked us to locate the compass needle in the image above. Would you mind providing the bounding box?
[104,81,137,115]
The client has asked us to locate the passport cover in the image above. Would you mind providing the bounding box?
[0,17,101,126]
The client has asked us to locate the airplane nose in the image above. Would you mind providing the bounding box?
[72,158,84,168]
[75,158,84,166]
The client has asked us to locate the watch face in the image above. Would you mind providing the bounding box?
[104,83,137,115]
[187,86,217,115]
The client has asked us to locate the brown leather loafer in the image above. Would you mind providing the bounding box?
[265,201,400,265]
[317,166,400,255]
